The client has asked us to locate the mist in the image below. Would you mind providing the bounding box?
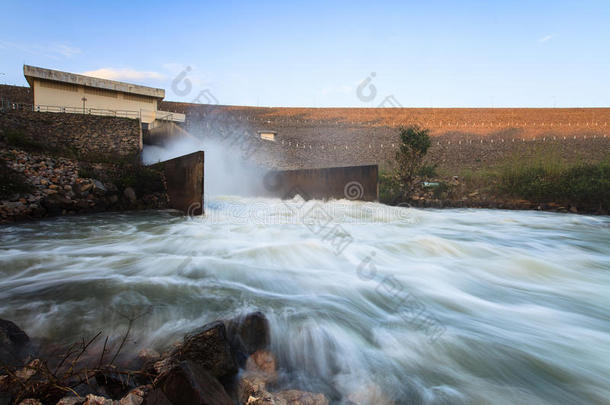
[142,121,271,197]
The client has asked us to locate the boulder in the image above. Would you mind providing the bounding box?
[0,319,35,367]
[123,188,137,203]
[244,390,329,405]
[245,392,282,405]
[141,388,171,405]
[225,312,270,366]
[56,396,85,405]
[82,394,115,405]
[119,387,147,405]
[17,399,42,405]
[157,361,232,405]
[79,183,93,194]
[237,373,267,404]
[175,321,237,379]
[15,358,42,382]
[245,350,277,383]
[274,390,329,405]
[92,180,107,196]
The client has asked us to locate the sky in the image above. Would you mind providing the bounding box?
[0,0,608,108]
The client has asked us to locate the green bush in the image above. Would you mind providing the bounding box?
[418,164,438,178]
[3,130,45,152]
[379,171,402,204]
[0,160,33,199]
[395,125,432,198]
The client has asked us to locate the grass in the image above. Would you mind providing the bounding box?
[497,160,609,210]
[382,153,609,212]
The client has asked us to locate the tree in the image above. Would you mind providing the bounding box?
[394,125,431,199]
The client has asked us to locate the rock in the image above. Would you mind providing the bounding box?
[225,312,270,366]
[157,361,232,405]
[119,392,144,405]
[92,180,107,195]
[139,348,161,361]
[56,396,85,405]
[82,394,115,405]
[274,390,329,405]
[153,357,177,376]
[109,195,119,204]
[15,358,41,382]
[79,183,93,193]
[141,388,171,405]
[246,392,282,405]
[245,350,277,383]
[569,206,578,213]
[17,399,41,405]
[0,319,35,367]
[175,321,237,379]
[237,373,267,404]
[123,188,137,203]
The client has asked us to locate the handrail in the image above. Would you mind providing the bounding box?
[0,99,140,120]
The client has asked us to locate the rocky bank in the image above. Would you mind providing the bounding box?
[0,148,168,224]
[0,314,333,405]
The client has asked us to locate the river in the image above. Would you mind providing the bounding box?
[1,197,609,404]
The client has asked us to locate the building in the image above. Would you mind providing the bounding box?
[23,65,184,127]
[258,130,277,141]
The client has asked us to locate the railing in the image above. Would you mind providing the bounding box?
[0,98,140,120]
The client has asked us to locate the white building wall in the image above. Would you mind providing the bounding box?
[33,79,158,123]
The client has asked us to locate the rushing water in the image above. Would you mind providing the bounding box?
[1,197,609,404]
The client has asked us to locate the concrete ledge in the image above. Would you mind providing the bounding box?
[151,151,204,214]
[263,164,378,201]
[24,65,165,99]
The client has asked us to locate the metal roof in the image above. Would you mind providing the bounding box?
[23,65,165,99]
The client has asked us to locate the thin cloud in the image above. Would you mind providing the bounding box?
[82,68,165,81]
[51,43,81,58]
[538,35,553,43]
[0,40,81,59]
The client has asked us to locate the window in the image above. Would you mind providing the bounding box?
[259,131,276,141]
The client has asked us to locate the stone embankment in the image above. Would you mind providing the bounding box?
[0,148,167,224]
[0,313,333,405]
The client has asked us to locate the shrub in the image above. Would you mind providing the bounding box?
[379,171,402,204]
[418,163,438,178]
[394,125,432,198]
[0,159,33,199]
[3,130,45,152]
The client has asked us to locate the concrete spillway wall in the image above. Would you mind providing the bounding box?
[151,151,204,215]
[263,164,378,201]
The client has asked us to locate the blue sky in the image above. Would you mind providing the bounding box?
[1,1,608,107]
